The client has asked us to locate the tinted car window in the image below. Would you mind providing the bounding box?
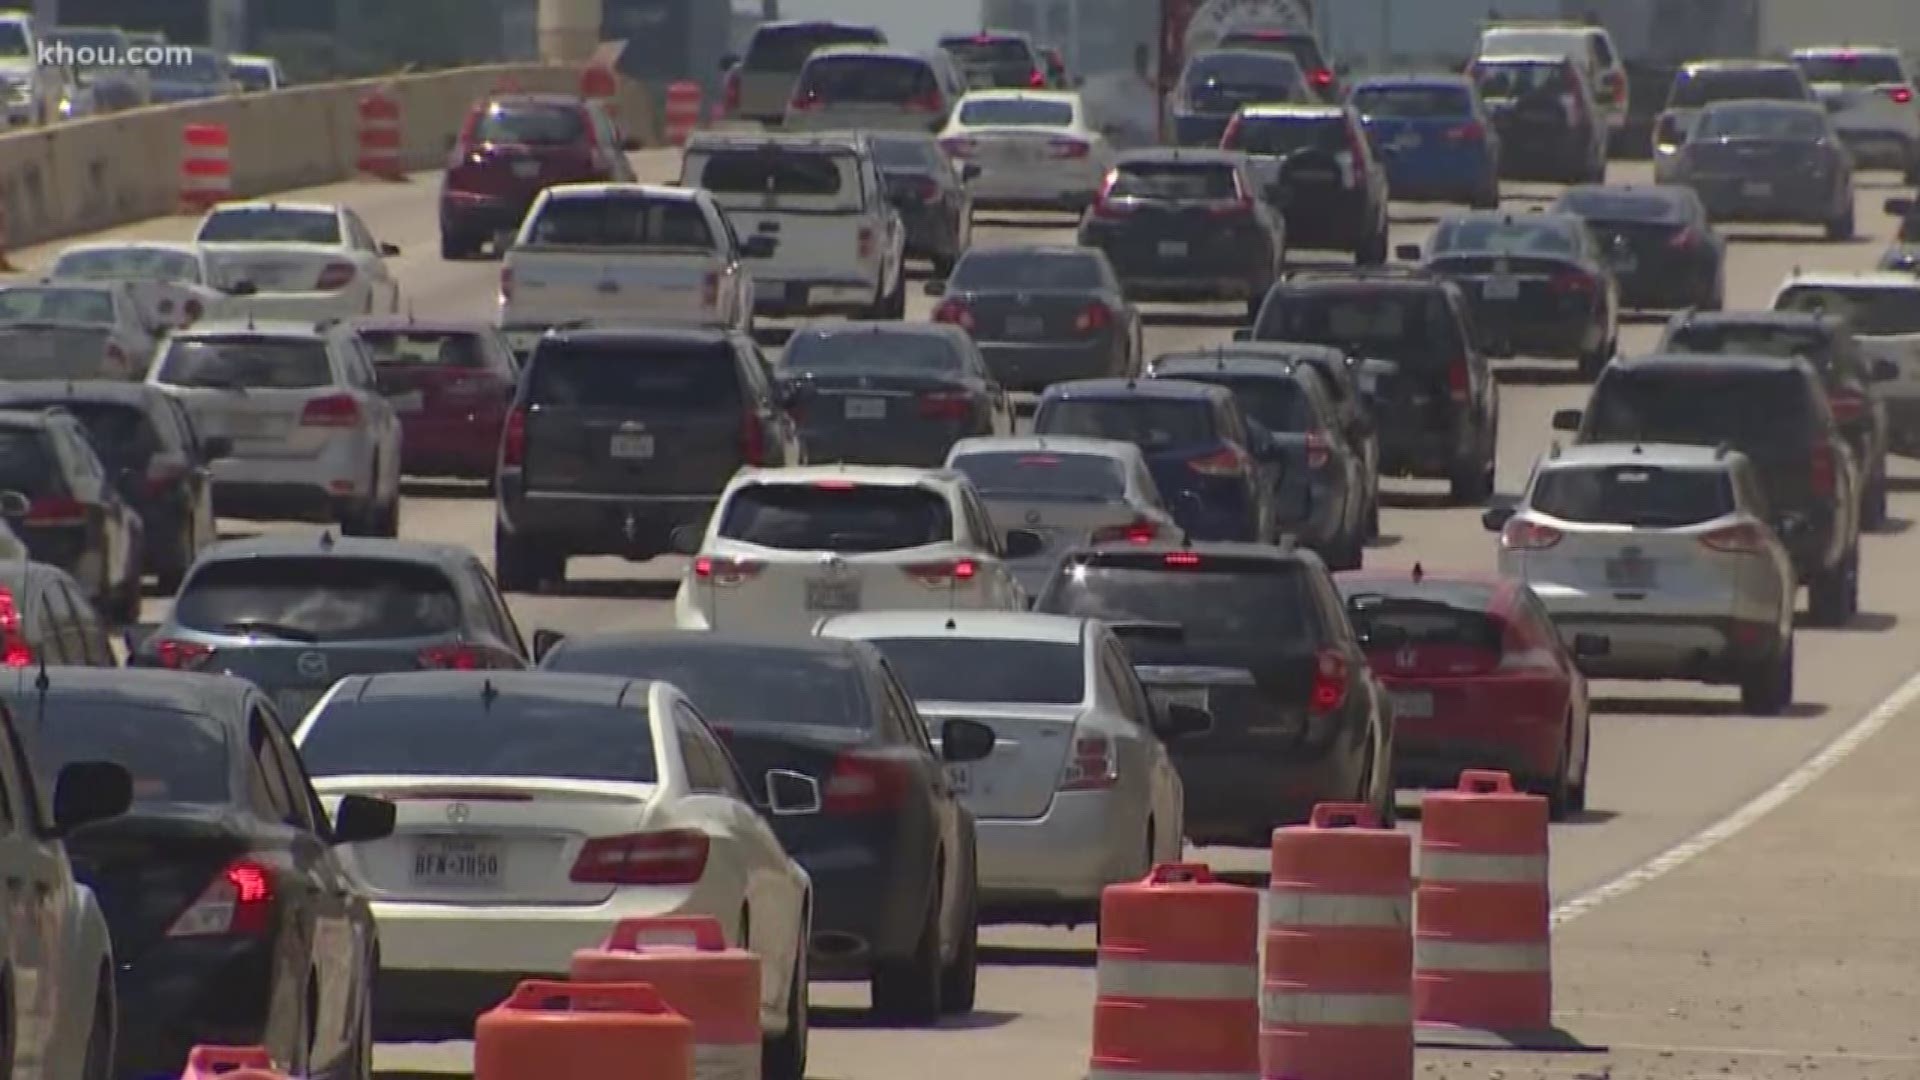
[1671,68,1805,107]
[546,644,869,729]
[941,37,1031,65]
[801,56,935,101]
[1109,162,1240,200]
[1343,593,1502,649]
[1224,113,1346,154]
[1587,370,1814,443]
[719,484,954,551]
[300,702,657,782]
[197,208,340,244]
[528,196,713,248]
[783,330,964,374]
[473,103,586,145]
[1193,376,1314,431]
[20,402,157,469]
[1664,325,1833,366]
[1352,85,1472,117]
[360,330,489,368]
[156,338,333,389]
[173,557,463,641]
[1472,60,1572,98]
[748,25,885,72]
[1038,398,1216,449]
[232,64,274,92]
[864,637,1085,703]
[957,98,1074,127]
[528,342,740,408]
[0,428,56,494]
[870,136,941,169]
[1796,54,1904,85]
[1557,189,1685,222]
[51,248,202,284]
[950,250,1104,290]
[1043,562,1313,641]
[1775,285,1920,336]
[25,703,230,804]
[950,451,1128,500]
[1531,464,1735,526]
[1694,105,1825,140]
[1186,52,1302,89]
[699,150,845,196]
[0,287,115,325]
[1256,290,1457,365]
[1431,217,1579,256]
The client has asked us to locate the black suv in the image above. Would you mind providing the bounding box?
[0,407,144,621]
[1035,542,1395,844]
[1555,353,1862,624]
[1215,26,1341,101]
[494,326,802,591]
[1220,104,1391,265]
[1244,271,1497,503]
[1657,310,1893,529]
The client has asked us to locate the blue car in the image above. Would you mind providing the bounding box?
[1031,378,1277,543]
[1352,75,1501,209]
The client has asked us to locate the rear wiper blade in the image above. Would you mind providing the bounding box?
[1109,620,1186,643]
[220,619,320,643]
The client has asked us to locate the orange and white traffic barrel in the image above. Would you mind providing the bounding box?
[180,1045,275,1078]
[474,979,693,1080]
[570,916,761,1080]
[664,81,703,146]
[1263,802,1413,1080]
[356,86,405,181]
[1416,769,1554,1037]
[178,122,232,214]
[581,63,620,122]
[1091,863,1259,1080]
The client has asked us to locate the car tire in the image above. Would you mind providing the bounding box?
[1826,205,1855,241]
[1356,224,1389,266]
[762,935,809,1080]
[343,966,375,1080]
[1740,634,1795,717]
[870,879,943,1025]
[1448,458,1492,505]
[494,524,554,592]
[1544,729,1576,822]
[1366,496,1381,541]
[1807,547,1859,627]
[938,858,979,1014]
[873,273,907,320]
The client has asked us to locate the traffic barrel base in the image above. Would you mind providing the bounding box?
[474,980,694,1080]
[179,1044,275,1078]
[570,915,761,1080]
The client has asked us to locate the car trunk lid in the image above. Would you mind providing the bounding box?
[67,805,259,960]
[201,244,355,295]
[958,289,1098,342]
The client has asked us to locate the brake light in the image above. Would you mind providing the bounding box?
[300,394,361,427]
[691,556,764,585]
[419,645,487,670]
[906,90,944,113]
[1164,551,1202,566]
[919,391,972,419]
[1829,390,1866,422]
[931,299,975,330]
[151,638,213,670]
[1074,303,1112,333]
[1668,227,1699,249]
[1444,121,1484,142]
[1809,441,1835,497]
[789,91,821,112]
[1447,359,1470,401]
[24,495,86,526]
[1220,115,1243,149]
[1700,523,1768,553]
[1310,67,1335,89]
[1550,269,1594,294]
[903,176,940,201]
[902,558,978,586]
[1049,138,1089,158]
[570,830,710,885]
[701,272,719,308]
[822,752,911,813]
[1189,447,1245,476]
[722,68,742,115]
[499,267,513,302]
[500,405,526,467]
[1310,649,1348,713]
[0,588,29,667]
[1501,519,1563,550]
[1029,69,1047,88]
[144,462,190,495]
[168,859,274,937]
[940,137,977,157]
[314,262,357,291]
[1304,431,1330,469]
[1091,517,1160,544]
[857,227,874,261]
[739,410,766,464]
[1059,732,1118,789]
[1888,86,1914,104]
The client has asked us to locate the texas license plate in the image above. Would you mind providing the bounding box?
[945,763,972,795]
[610,433,655,459]
[1605,557,1655,588]
[387,391,424,413]
[1390,690,1434,719]
[1157,240,1188,258]
[1005,314,1044,337]
[1484,275,1520,300]
[1741,180,1773,198]
[844,396,886,419]
[511,160,540,179]
[412,837,504,888]
[804,577,861,611]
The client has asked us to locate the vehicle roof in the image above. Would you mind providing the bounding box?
[0,380,166,406]
[1238,103,1345,119]
[191,533,476,569]
[1699,97,1822,113]
[1561,182,1689,200]
[541,325,736,348]
[352,315,495,334]
[0,666,256,714]
[554,629,870,661]
[1221,25,1316,39]
[542,182,696,201]
[340,670,647,709]
[820,609,1090,644]
[733,464,968,488]
[1276,273,1447,294]
[1114,148,1243,165]
[1474,53,1576,65]
[1483,22,1600,34]
[172,318,334,339]
[1607,351,1809,375]
[762,19,882,32]
[941,28,1032,42]
[1178,342,1349,364]
[1674,309,1843,332]
[948,434,1147,462]
[1353,73,1473,89]
[206,200,339,215]
[56,239,203,255]
[1041,377,1234,402]
[806,44,928,63]
[1790,45,1901,58]
[791,319,965,339]
[1336,567,1508,590]
[1152,353,1308,379]
[1446,208,1582,227]
[1682,58,1800,72]
[685,130,868,151]
[1541,442,1742,469]
[958,89,1080,105]
[1778,269,1920,289]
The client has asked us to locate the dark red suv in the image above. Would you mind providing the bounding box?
[438,93,639,260]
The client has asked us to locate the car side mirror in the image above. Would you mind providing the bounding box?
[1002,528,1046,559]
[962,163,982,181]
[0,490,28,519]
[1551,408,1582,432]
[329,793,396,844]
[1872,358,1901,382]
[51,760,131,834]
[923,279,946,297]
[226,280,258,296]
[668,524,703,556]
[764,769,823,815]
[740,235,776,259]
[1571,632,1610,659]
[1231,328,1252,341]
[377,242,401,257]
[1395,243,1422,262]
[940,717,997,762]
[1154,701,1212,738]
[1481,505,1516,531]
[201,435,232,460]
[530,629,566,662]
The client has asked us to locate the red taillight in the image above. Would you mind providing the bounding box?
[739,410,766,464]
[1304,431,1330,469]
[1310,68,1335,89]
[152,638,213,670]
[24,495,86,526]
[1189,447,1245,476]
[300,394,361,427]
[1310,649,1348,713]
[499,267,513,301]
[1809,441,1835,497]
[168,859,274,937]
[722,69,741,114]
[1208,195,1255,218]
[940,137,976,157]
[1049,138,1089,158]
[1888,86,1914,104]
[1074,302,1112,334]
[789,91,821,112]
[919,391,972,419]
[419,645,487,670]
[904,176,940,201]
[1059,732,1117,790]
[314,262,356,291]
[1164,551,1203,567]
[146,461,189,494]
[1668,227,1699,249]
[1501,518,1563,550]
[1029,69,1047,88]
[857,227,874,261]
[0,587,29,667]
[822,752,911,813]
[1550,269,1594,294]
[931,299,974,330]
[906,91,944,113]
[902,558,978,586]
[500,405,526,467]
[701,272,719,308]
[692,556,763,585]
[1829,390,1866,422]
[1091,517,1160,544]
[1700,523,1768,553]
[1444,121,1484,142]
[570,830,710,885]
[1447,359,1470,401]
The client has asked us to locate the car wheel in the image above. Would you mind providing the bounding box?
[1566,716,1591,814]
[762,933,808,1080]
[870,877,943,1025]
[494,524,549,592]
[1448,458,1491,505]
[81,975,112,1080]
[1807,547,1859,627]
[938,857,979,1014]
[1740,634,1795,717]
[342,967,375,1080]
[1361,736,1395,827]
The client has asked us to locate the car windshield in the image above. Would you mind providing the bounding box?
[942,37,1031,65]
[957,97,1074,127]
[1472,60,1570,98]
[698,150,848,196]
[864,637,1085,704]
[1255,291,1458,366]
[0,428,55,494]
[527,196,713,248]
[1181,375,1316,432]
[870,136,941,169]
[800,57,936,101]
[1036,398,1215,449]
[173,51,227,82]
[950,250,1104,290]
[1671,68,1805,107]
[1586,370,1813,444]
[1530,464,1736,527]
[1775,285,1920,336]
[1797,53,1905,85]
[950,450,1129,501]
[748,26,885,72]
[0,287,114,325]
[528,342,739,409]
[26,703,230,805]
[156,337,333,389]
[172,557,463,641]
[1353,85,1472,118]
[1223,114,1346,155]
[1185,52,1302,90]
[545,644,870,729]
[718,483,954,551]
[1341,588,1503,650]
[197,208,339,244]
[1664,325,1833,367]
[1041,562,1312,642]
[359,330,489,369]
[52,247,203,284]
[1432,217,1579,256]
[300,701,658,783]
[782,330,965,375]
[473,103,586,145]
[1108,162,1240,201]
[1694,105,1826,140]
[1556,189,1685,222]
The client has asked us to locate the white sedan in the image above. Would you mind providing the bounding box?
[0,280,160,380]
[293,670,814,1075]
[47,240,247,331]
[193,200,404,319]
[937,90,1115,212]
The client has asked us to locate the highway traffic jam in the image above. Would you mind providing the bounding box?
[3,11,1920,1080]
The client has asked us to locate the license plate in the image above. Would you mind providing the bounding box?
[1484,276,1520,300]
[1157,240,1189,258]
[273,688,324,719]
[411,837,504,888]
[804,577,861,612]
[1390,690,1434,719]
[610,433,655,459]
[1149,686,1209,712]
[1005,314,1044,337]
[1605,557,1655,588]
[844,396,886,419]
[945,763,973,795]
[1741,180,1773,198]
[227,413,281,439]
[511,160,540,179]
[387,390,424,413]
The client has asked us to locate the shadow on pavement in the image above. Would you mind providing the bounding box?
[981,944,1097,968]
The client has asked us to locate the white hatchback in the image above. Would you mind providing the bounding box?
[938,90,1113,212]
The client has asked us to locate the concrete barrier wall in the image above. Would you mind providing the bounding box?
[0,65,659,250]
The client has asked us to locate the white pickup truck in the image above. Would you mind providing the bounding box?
[497,182,767,356]
[679,132,907,320]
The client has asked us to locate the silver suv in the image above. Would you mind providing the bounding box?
[1483,442,1795,715]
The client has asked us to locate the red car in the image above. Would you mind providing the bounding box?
[1335,567,1591,819]
[353,318,521,481]
[438,92,639,260]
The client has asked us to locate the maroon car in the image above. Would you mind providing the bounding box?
[438,92,639,260]
[353,318,521,481]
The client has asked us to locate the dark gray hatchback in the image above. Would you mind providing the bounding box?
[927,245,1141,394]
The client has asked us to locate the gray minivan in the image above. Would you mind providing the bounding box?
[722,19,887,126]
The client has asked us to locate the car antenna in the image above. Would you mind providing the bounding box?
[318,529,335,550]
[945,616,957,630]
[1411,562,1424,583]
[33,651,49,732]
[480,678,498,709]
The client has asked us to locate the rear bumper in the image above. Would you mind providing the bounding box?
[401,414,507,477]
[968,162,1102,211]
[113,939,275,1076]
[1497,135,1591,179]
[440,192,535,238]
[211,446,374,520]
[1469,303,1595,357]
[976,788,1141,915]
[978,339,1125,392]
[498,484,717,558]
[232,292,367,321]
[1530,600,1784,682]
[751,275,879,317]
[1615,262,1709,307]
[1379,158,1496,203]
[1391,717,1563,789]
[1691,177,1841,224]
[1173,744,1361,843]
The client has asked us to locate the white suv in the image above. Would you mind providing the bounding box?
[1790,47,1920,181]
[670,465,1039,633]
[1484,443,1795,715]
[148,319,404,535]
[1475,22,1628,140]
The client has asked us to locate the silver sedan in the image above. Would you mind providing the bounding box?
[0,280,160,381]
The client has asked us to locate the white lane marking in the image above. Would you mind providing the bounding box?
[1551,666,1920,926]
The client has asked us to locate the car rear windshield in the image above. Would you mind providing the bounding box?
[472,103,586,146]
[299,701,658,783]
[0,287,114,325]
[197,208,340,245]
[1187,375,1315,432]
[941,37,1031,65]
[950,451,1128,501]
[1557,188,1685,222]
[526,195,713,248]
[529,341,740,410]
[1694,105,1825,140]
[800,56,936,101]
[957,97,1074,127]
[1186,52,1301,89]
[1472,60,1571,98]
[155,338,333,390]
[718,483,954,551]
[1255,291,1459,365]
[1042,560,1314,642]
[0,428,56,493]
[1670,68,1805,107]
[698,149,848,197]
[28,703,230,804]
[871,136,941,170]
[546,643,869,728]
[26,401,157,469]
[1353,85,1472,118]
[748,25,885,72]
[52,247,202,284]
[360,330,491,369]
[782,329,964,375]
[1223,114,1346,154]
[1796,53,1905,85]
[1530,464,1736,527]
[1480,30,1583,57]
[1342,591,1503,650]
[172,557,463,641]
[1109,162,1240,201]
[1431,216,1579,256]
[864,637,1085,703]
[1218,32,1319,68]
[1586,370,1813,445]
[1037,398,1216,449]
[950,250,1104,290]
[1664,325,1833,367]
[1775,284,1920,336]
